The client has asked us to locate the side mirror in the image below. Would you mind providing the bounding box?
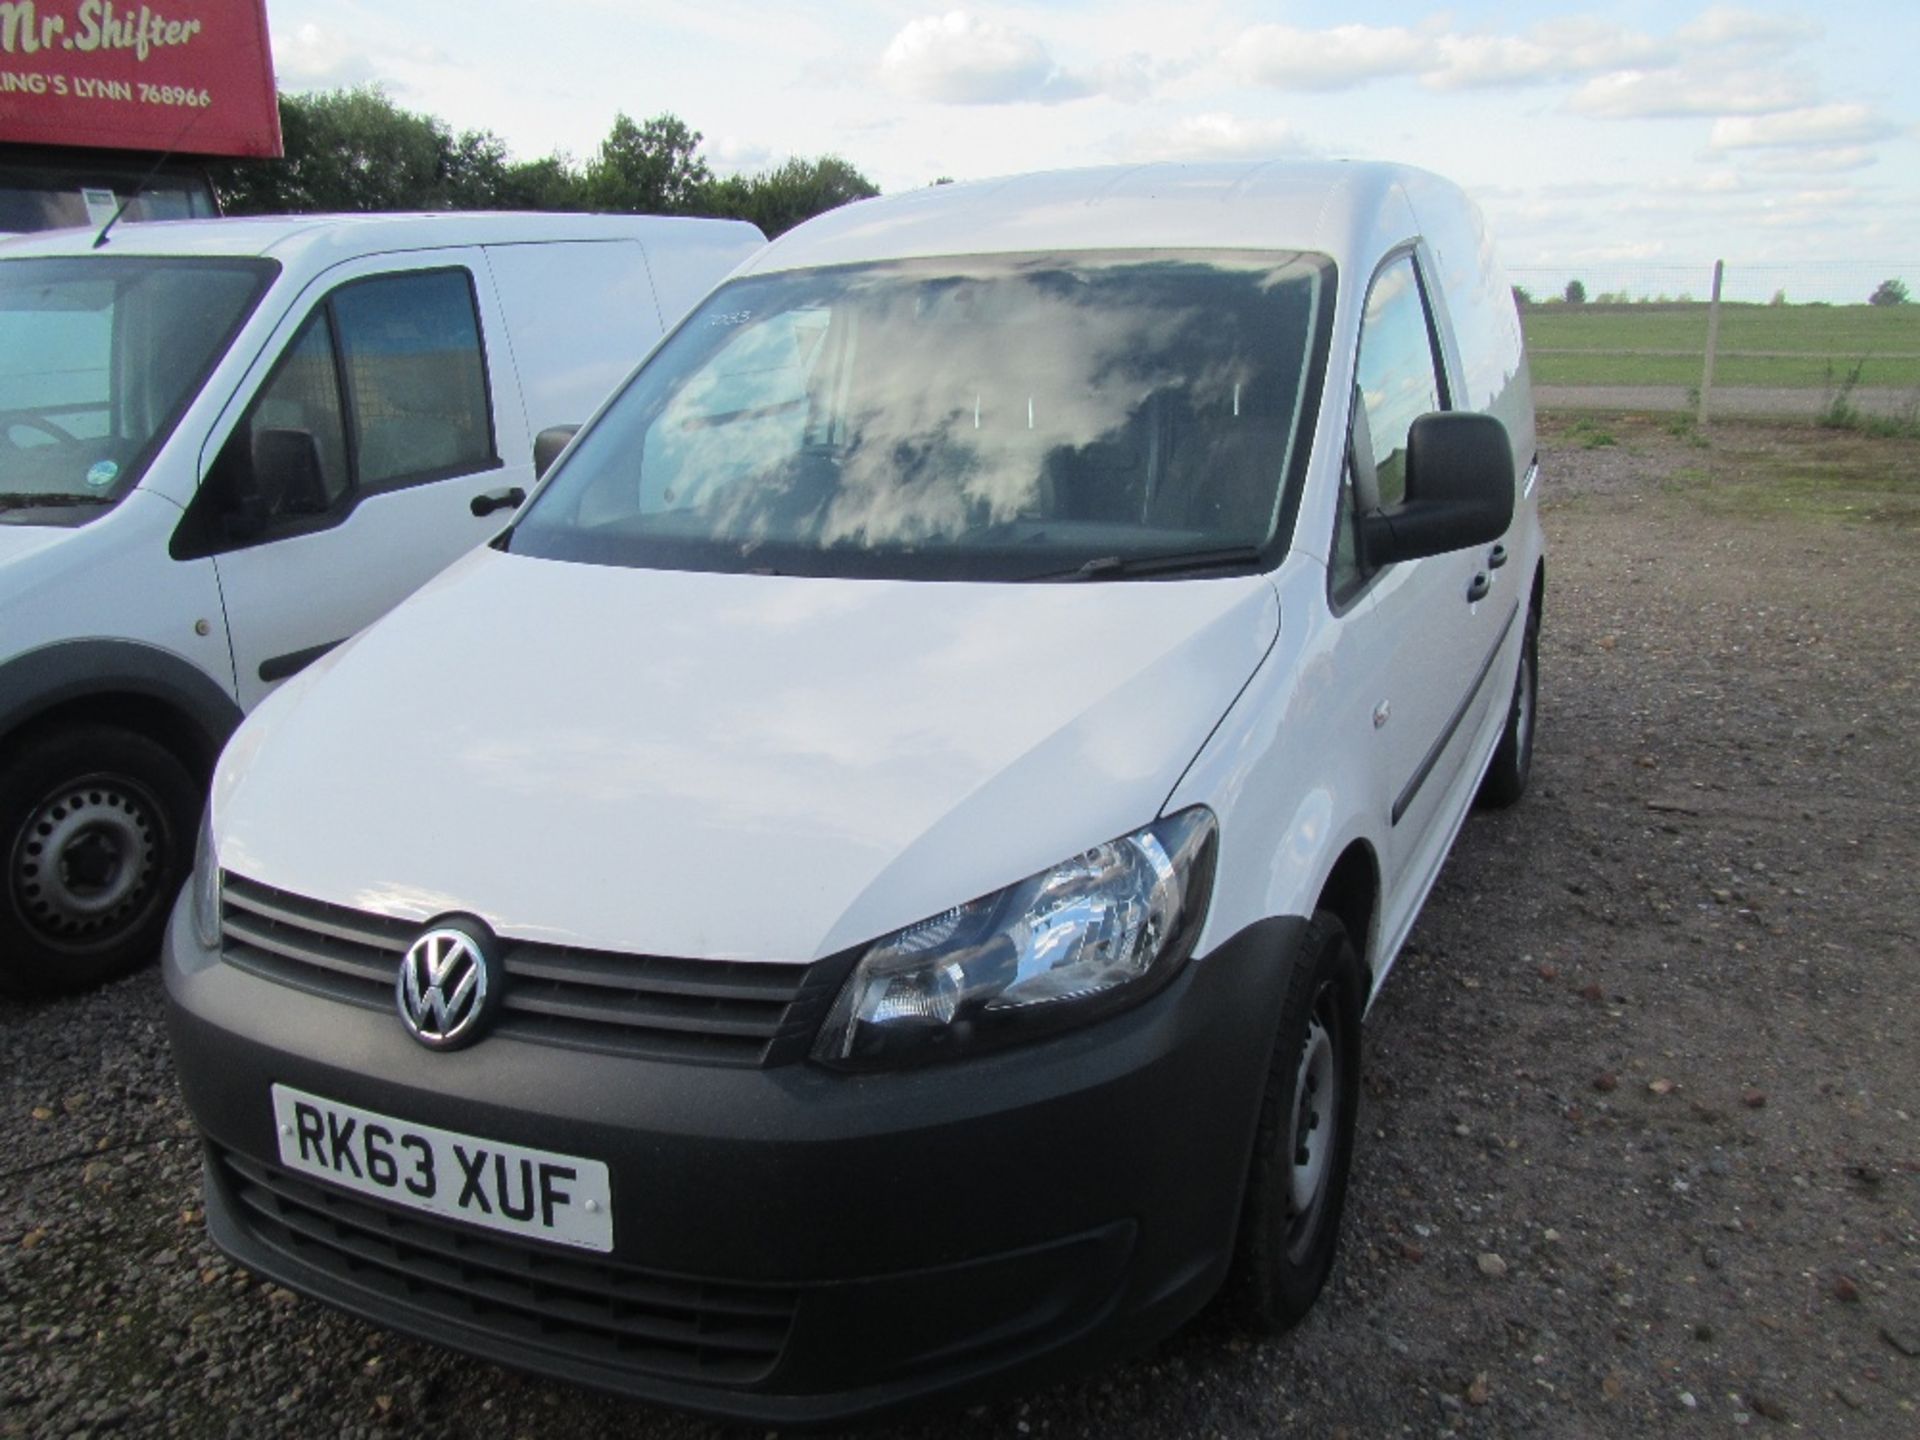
[533,424,580,480]
[251,428,330,516]
[1360,412,1514,566]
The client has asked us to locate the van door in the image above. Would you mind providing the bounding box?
[1330,252,1508,913]
[174,250,531,710]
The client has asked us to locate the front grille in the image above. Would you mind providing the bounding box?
[215,1148,797,1386]
[217,873,850,1066]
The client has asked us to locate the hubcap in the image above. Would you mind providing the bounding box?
[1286,994,1340,1252]
[10,778,161,947]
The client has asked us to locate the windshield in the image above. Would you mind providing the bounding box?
[508,250,1333,581]
[0,256,276,524]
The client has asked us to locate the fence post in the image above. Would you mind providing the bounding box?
[1698,260,1724,425]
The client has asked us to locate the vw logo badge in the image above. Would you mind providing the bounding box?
[397,923,497,1050]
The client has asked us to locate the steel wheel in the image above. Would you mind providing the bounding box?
[11,774,165,946]
[0,725,200,996]
[1224,912,1363,1333]
[1285,990,1342,1262]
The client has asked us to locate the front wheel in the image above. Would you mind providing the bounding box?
[0,725,200,997]
[1223,911,1364,1332]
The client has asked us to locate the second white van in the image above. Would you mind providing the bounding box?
[0,211,764,993]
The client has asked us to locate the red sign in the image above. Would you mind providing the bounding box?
[0,1,280,157]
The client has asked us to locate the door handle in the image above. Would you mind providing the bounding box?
[1487,543,1508,570]
[1466,572,1490,604]
[470,487,526,518]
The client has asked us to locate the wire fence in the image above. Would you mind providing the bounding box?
[1506,263,1909,309]
[1506,263,1920,419]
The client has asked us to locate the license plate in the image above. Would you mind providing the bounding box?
[269,1084,613,1252]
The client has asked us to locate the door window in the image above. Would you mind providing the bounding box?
[333,270,495,487]
[240,311,352,512]
[1330,254,1448,603]
[184,267,495,554]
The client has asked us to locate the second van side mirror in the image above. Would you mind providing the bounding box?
[1360,412,1514,567]
[533,425,580,480]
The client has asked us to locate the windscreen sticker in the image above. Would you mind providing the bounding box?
[85,460,119,489]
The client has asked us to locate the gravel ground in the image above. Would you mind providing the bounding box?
[5,415,1918,1438]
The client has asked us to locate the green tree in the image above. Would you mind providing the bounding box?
[211,93,870,227]
[1563,278,1587,305]
[704,156,879,237]
[213,87,515,214]
[585,113,711,214]
[495,155,587,211]
[1869,277,1910,306]
[442,128,512,210]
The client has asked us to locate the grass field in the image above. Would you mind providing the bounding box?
[1522,301,1920,388]
[1540,412,1920,527]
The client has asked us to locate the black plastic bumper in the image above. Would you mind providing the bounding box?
[163,895,1305,1423]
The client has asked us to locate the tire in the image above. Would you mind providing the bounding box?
[1478,599,1539,809]
[0,725,201,997]
[1223,911,1365,1333]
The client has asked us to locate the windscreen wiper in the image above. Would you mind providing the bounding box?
[1026,544,1266,582]
[0,493,114,510]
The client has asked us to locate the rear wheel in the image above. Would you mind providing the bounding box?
[1478,599,1539,809]
[1224,912,1364,1332]
[0,725,200,997]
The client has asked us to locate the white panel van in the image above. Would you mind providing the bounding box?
[0,212,763,993]
[165,164,1541,1421]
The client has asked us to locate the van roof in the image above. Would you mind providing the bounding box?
[0,211,763,264]
[741,160,1460,275]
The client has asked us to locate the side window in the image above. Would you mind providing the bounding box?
[199,309,351,536]
[1330,255,1447,602]
[333,270,495,487]
[192,268,494,550]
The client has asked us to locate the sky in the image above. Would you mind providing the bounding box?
[265,1,1917,302]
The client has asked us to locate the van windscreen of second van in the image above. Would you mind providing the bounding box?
[0,256,276,524]
[509,251,1333,581]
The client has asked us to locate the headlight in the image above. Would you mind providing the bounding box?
[191,808,222,952]
[814,807,1217,1068]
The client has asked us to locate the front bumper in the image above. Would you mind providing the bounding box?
[163,895,1304,1423]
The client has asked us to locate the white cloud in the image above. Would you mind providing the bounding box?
[1641,171,1755,197]
[1569,67,1813,118]
[1226,23,1427,90]
[1427,34,1560,88]
[1776,187,1863,209]
[1227,17,1671,93]
[1564,239,1672,263]
[1083,54,1156,104]
[1526,17,1671,71]
[1677,6,1819,50]
[704,136,776,176]
[1742,146,1877,174]
[880,11,1088,105]
[1119,112,1315,163]
[1221,11,1833,98]
[1429,20,1667,89]
[1695,171,1748,194]
[1709,104,1901,150]
[273,22,382,90]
